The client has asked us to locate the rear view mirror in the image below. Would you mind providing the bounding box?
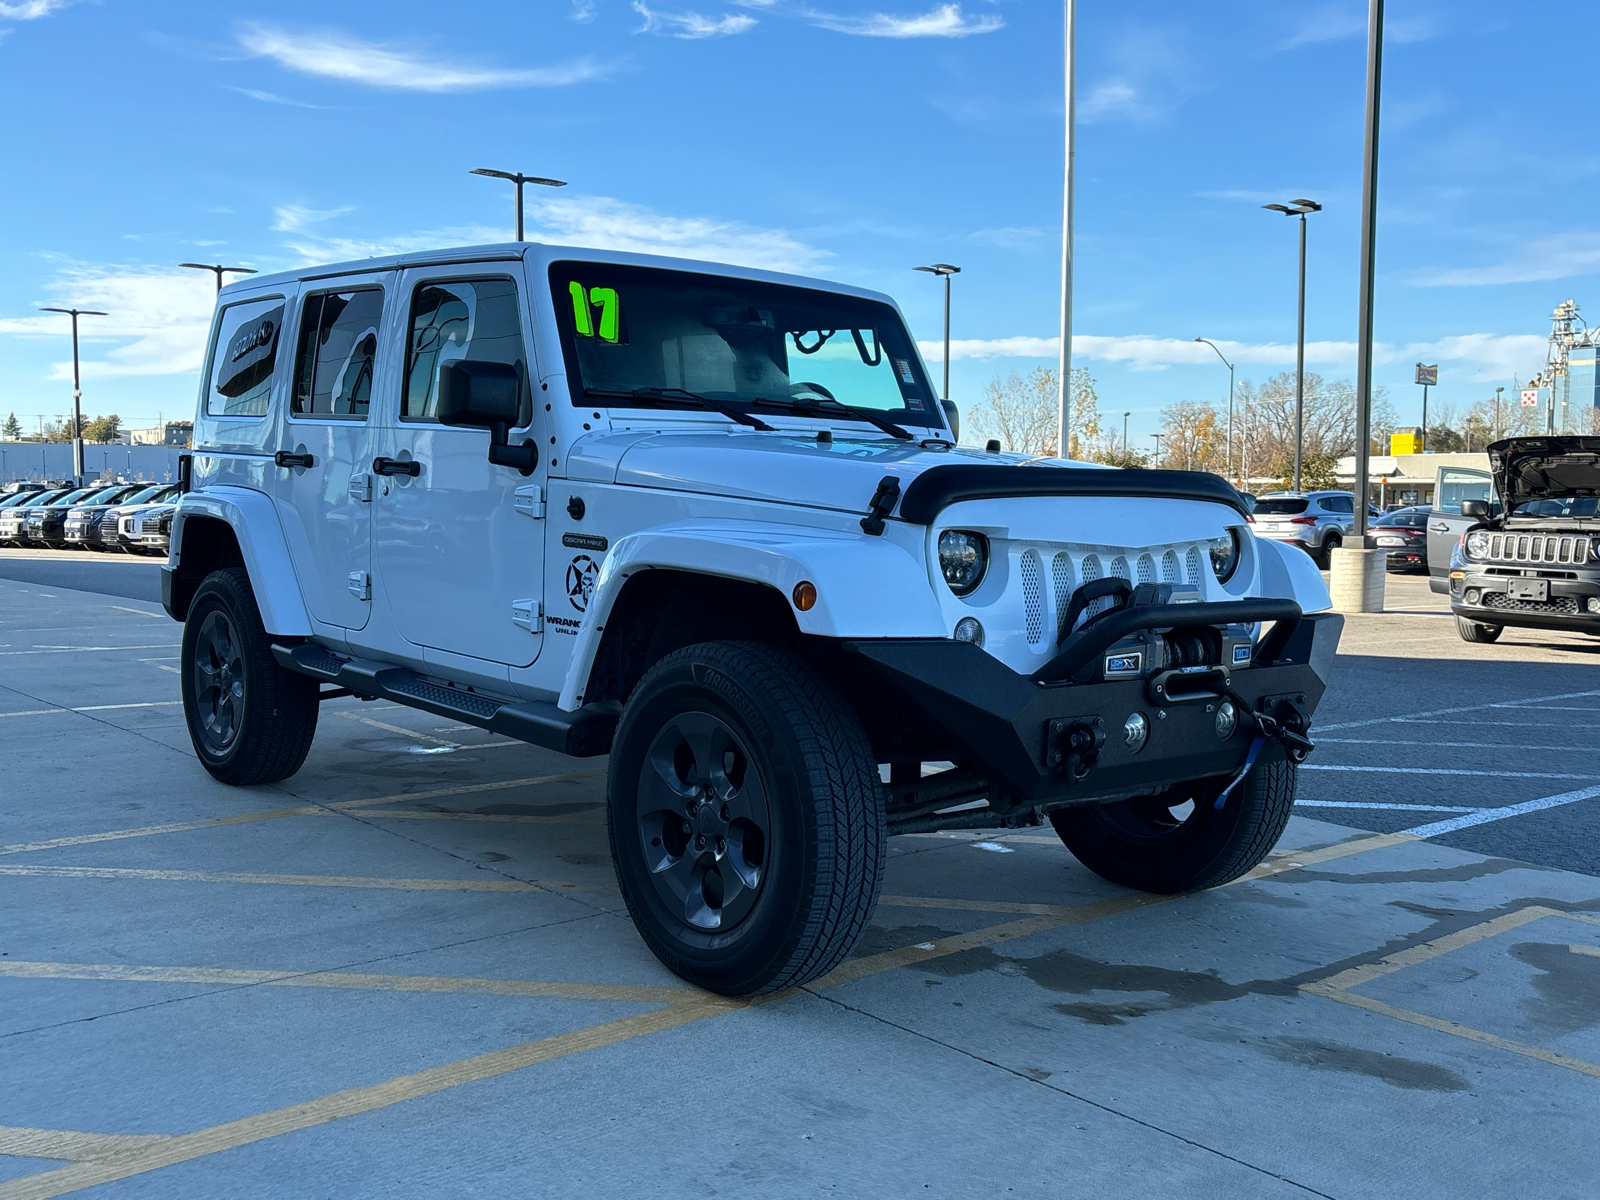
[940,399,960,441]
[1461,499,1489,520]
[438,361,537,475]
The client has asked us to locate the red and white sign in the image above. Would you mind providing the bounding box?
[1521,389,1540,407]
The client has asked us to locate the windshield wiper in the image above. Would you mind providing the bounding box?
[585,387,777,432]
[770,395,914,441]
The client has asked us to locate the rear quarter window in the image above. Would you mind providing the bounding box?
[1254,499,1309,515]
[205,296,286,417]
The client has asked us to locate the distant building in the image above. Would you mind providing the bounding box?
[130,421,193,448]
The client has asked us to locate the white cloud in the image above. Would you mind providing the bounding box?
[807,4,1003,38]
[526,195,826,273]
[917,332,1549,381]
[1410,233,1600,287]
[0,0,73,19]
[1279,4,1366,50]
[236,23,610,92]
[271,204,354,233]
[632,3,756,38]
[0,264,219,382]
[229,86,326,109]
[571,0,597,21]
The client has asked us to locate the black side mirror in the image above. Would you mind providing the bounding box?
[438,361,537,475]
[940,399,960,441]
[1461,499,1489,520]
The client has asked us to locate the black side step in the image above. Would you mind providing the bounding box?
[273,642,618,758]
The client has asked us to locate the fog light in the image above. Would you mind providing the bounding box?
[1464,588,1481,605]
[1588,597,1600,614]
[1215,700,1238,741]
[1123,712,1148,752]
[953,617,985,647]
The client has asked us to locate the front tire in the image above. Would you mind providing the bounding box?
[1051,757,1297,893]
[608,641,885,996]
[181,567,319,786]
[1455,615,1503,643]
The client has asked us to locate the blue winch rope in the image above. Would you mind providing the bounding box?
[1214,734,1266,810]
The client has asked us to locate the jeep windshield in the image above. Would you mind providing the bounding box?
[550,263,944,432]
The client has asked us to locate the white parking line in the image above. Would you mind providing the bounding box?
[1295,800,1481,813]
[1404,784,1600,838]
[0,644,179,656]
[1319,738,1600,752]
[0,701,181,719]
[1301,764,1600,780]
[1315,688,1600,732]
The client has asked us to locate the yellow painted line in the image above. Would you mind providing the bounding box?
[1568,944,1600,959]
[1313,904,1558,993]
[0,1001,740,1200]
[0,865,587,893]
[0,829,1405,1197]
[1301,984,1600,1079]
[0,961,688,1005]
[0,770,607,858]
[879,894,1120,918]
[0,1127,173,1164]
[336,808,605,827]
[336,711,460,748]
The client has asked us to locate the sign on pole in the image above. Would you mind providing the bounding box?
[1521,389,1541,407]
[1414,363,1438,386]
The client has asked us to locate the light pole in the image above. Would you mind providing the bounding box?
[39,306,107,485]
[1263,198,1321,492]
[1351,0,1384,550]
[1494,386,1504,440]
[1057,0,1076,458]
[915,264,961,402]
[1122,411,1130,455]
[1151,432,1164,463]
[1194,337,1236,478]
[179,263,257,293]
[470,168,567,242]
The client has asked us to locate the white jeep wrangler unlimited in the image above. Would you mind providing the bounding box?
[163,242,1341,996]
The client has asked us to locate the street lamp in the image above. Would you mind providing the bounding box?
[1194,337,1236,477]
[39,306,107,485]
[1494,386,1504,441]
[1151,432,1164,463]
[914,264,961,402]
[1122,411,1131,455]
[179,263,257,293]
[1057,0,1077,458]
[470,168,567,242]
[1263,197,1322,492]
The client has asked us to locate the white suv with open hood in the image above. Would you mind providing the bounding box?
[162,242,1340,995]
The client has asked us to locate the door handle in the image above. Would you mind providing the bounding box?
[372,457,422,477]
[1430,522,1450,532]
[274,450,315,469]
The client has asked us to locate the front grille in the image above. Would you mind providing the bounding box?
[1019,550,1044,645]
[1484,533,1591,566]
[1482,593,1581,615]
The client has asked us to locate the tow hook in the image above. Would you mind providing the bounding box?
[1047,718,1105,782]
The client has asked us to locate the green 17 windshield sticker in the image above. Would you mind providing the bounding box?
[569,282,620,343]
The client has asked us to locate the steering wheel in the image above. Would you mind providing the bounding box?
[790,381,837,403]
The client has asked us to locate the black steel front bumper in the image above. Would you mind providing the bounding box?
[843,609,1342,811]
[1450,567,1600,634]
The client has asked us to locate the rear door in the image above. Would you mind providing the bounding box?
[272,272,393,632]
[1427,467,1493,591]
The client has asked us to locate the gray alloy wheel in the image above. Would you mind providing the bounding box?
[191,609,246,752]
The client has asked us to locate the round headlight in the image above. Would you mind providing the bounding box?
[1465,530,1491,559]
[938,530,989,596]
[1209,529,1242,583]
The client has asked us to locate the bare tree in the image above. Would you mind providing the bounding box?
[1233,372,1394,483]
[1157,400,1225,472]
[969,366,1102,458]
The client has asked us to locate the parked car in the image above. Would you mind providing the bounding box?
[1426,464,1495,593]
[133,503,177,555]
[1249,491,1357,567]
[159,240,1340,997]
[1450,436,1600,643]
[1369,505,1432,573]
[66,483,174,549]
[0,488,86,546]
[31,484,142,548]
[101,487,180,553]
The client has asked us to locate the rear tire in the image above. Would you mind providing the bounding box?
[1455,616,1503,643]
[1316,534,1341,569]
[1051,757,1298,893]
[608,641,885,996]
[181,567,319,786]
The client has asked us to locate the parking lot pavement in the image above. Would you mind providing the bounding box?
[0,550,161,604]
[3,575,1600,1199]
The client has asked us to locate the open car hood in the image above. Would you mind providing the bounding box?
[1488,436,1600,507]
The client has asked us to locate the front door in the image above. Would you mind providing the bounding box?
[372,269,546,668]
[1427,466,1494,591]
[273,272,393,631]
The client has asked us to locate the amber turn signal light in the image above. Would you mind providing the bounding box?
[792,581,817,611]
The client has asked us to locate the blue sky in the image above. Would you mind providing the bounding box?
[0,0,1591,446]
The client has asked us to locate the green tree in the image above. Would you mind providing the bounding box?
[84,414,122,443]
[1,413,20,440]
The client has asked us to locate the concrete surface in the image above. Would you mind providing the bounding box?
[1,570,1598,1199]
[1327,545,1385,613]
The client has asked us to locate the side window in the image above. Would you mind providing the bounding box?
[1437,469,1493,514]
[1322,495,1352,514]
[403,277,528,421]
[292,288,384,419]
[205,297,285,417]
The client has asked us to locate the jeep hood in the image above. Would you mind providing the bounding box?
[1488,436,1600,506]
[566,429,1247,521]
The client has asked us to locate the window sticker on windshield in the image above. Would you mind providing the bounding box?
[894,358,915,384]
[569,284,622,344]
